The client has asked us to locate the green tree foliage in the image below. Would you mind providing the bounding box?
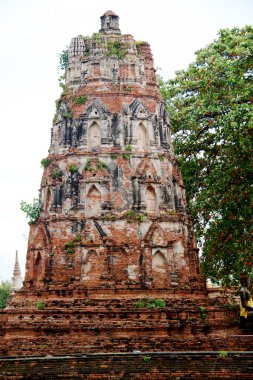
[58,48,69,71]
[161,26,253,286]
[0,281,11,309]
[20,198,42,224]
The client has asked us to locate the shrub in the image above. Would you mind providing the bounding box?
[74,96,88,105]
[36,300,46,310]
[97,160,109,171]
[51,169,63,179]
[107,40,127,59]
[74,234,82,242]
[135,298,166,308]
[55,99,62,110]
[41,158,51,168]
[58,48,69,71]
[65,241,74,249]
[218,351,228,358]
[199,306,207,320]
[66,248,74,254]
[20,198,42,224]
[62,111,73,119]
[84,159,91,170]
[125,145,132,151]
[135,300,145,308]
[69,164,78,173]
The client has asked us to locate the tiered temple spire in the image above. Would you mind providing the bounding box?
[11,251,23,290]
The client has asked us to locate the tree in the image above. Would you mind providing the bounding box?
[20,198,42,224]
[0,281,11,309]
[160,26,253,286]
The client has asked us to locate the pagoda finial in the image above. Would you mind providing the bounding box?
[100,11,121,35]
[11,251,23,290]
[13,250,21,277]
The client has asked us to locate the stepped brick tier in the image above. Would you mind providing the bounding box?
[0,11,251,358]
[1,352,253,379]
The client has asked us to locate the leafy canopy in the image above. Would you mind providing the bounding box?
[20,198,42,224]
[0,281,11,309]
[161,26,253,286]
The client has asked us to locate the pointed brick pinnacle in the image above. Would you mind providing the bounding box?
[13,250,21,277]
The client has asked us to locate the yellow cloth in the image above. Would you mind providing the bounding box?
[240,297,253,318]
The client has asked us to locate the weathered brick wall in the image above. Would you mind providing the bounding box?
[0,352,253,379]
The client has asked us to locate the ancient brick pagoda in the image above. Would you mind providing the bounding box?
[0,11,246,357]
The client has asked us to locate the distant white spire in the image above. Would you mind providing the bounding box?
[11,251,23,290]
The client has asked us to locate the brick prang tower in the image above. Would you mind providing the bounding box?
[0,12,241,356]
[31,10,201,291]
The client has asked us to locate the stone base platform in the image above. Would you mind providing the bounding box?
[0,352,253,379]
[0,288,250,356]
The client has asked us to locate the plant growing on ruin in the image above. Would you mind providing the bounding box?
[51,169,63,179]
[125,86,132,93]
[36,300,46,310]
[69,164,78,173]
[66,248,74,254]
[97,160,109,171]
[143,356,151,362]
[135,298,166,308]
[218,351,228,358]
[58,75,66,90]
[122,153,131,160]
[160,26,253,286]
[74,234,82,242]
[135,300,145,308]
[62,111,73,119]
[74,95,88,105]
[126,209,137,219]
[84,159,92,171]
[58,48,69,71]
[40,158,51,168]
[124,145,132,151]
[110,153,118,159]
[146,298,166,308]
[65,241,74,249]
[199,306,207,320]
[20,198,42,224]
[55,99,62,110]
[107,40,127,59]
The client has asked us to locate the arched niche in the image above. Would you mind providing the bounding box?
[152,249,170,288]
[146,186,157,215]
[33,251,42,282]
[81,249,99,281]
[137,122,149,152]
[86,185,102,217]
[45,188,51,212]
[87,121,101,151]
[152,250,167,274]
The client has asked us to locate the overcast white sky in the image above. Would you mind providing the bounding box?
[0,0,252,281]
